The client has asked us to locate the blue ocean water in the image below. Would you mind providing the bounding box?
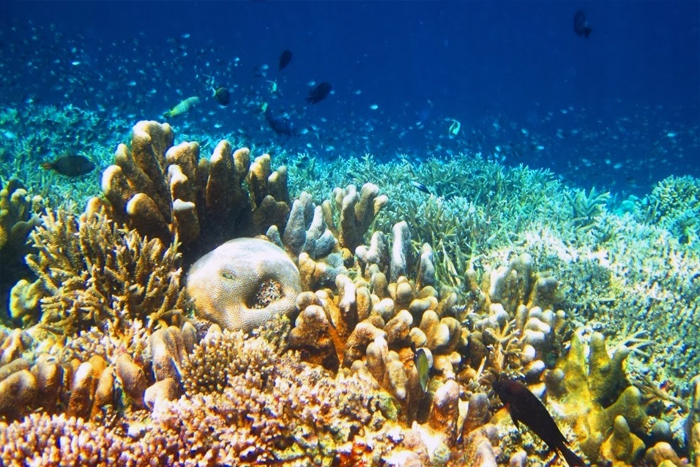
[1,0,698,197]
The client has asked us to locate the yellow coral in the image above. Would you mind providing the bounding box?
[25,208,187,335]
[100,121,290,247]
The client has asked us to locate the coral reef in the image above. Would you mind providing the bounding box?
[1,119,698,467]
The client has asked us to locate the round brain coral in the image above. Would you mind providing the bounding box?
[186,238,302,332]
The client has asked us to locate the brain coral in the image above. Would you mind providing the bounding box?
[186,238,301,332]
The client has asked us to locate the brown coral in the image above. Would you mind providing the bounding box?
[23,207,187,335]
[100,121,290,248]
[322,182,388,252]
[0,179,43,319]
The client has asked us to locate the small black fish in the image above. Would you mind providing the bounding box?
[410,180,431,195]
[573,10,592,38]
[264,107,297,136]
[306,82,332,104]
[493,380,586,467]
[278,49,293,71]
[213,86,230,106]
[41,154,95,177]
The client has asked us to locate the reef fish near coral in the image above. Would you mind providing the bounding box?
[306,82,332,104]
[264,107,297,136]
[413,347,430,393]
[41,154,95,177]
[213,86,230,106]
[163,96,200,118]
[493,379,586,467]
[278,49,293,71]
[573,10,592,38]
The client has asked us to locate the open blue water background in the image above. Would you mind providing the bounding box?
[1,1,698,196]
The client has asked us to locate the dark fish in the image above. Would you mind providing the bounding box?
[278,49,293,71]
[410,180,431,195]
[493,380,586,467]
[264,107,297,136]
[306,82,332,104]
[213,86,230,106]
[41,155,95,177]
[573,10,592,38]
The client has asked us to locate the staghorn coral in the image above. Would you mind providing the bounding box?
[100,120,290,248]
[23,206,188,335]
[638,175,700,244]
[567,187,611,233]
[186,238,302,332]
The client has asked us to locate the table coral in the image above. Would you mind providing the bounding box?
[186,238,302,332]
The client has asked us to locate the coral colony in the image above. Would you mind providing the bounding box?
[0,120,699,466]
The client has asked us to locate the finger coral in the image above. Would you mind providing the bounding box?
[100,121,290,248]
[0,179,43,319]
[322,182,388,252]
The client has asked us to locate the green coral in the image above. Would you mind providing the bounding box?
[567,187,611,233]
[638,175,700,245]
[546,332,648,463]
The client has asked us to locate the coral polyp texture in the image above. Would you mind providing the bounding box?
[186,238,302,332]
[1,120,698,467]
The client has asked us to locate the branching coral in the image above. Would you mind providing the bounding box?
[0,325,491,466]
[637,175,700,244]
[567,187,611,233]
[22,205,187,335]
